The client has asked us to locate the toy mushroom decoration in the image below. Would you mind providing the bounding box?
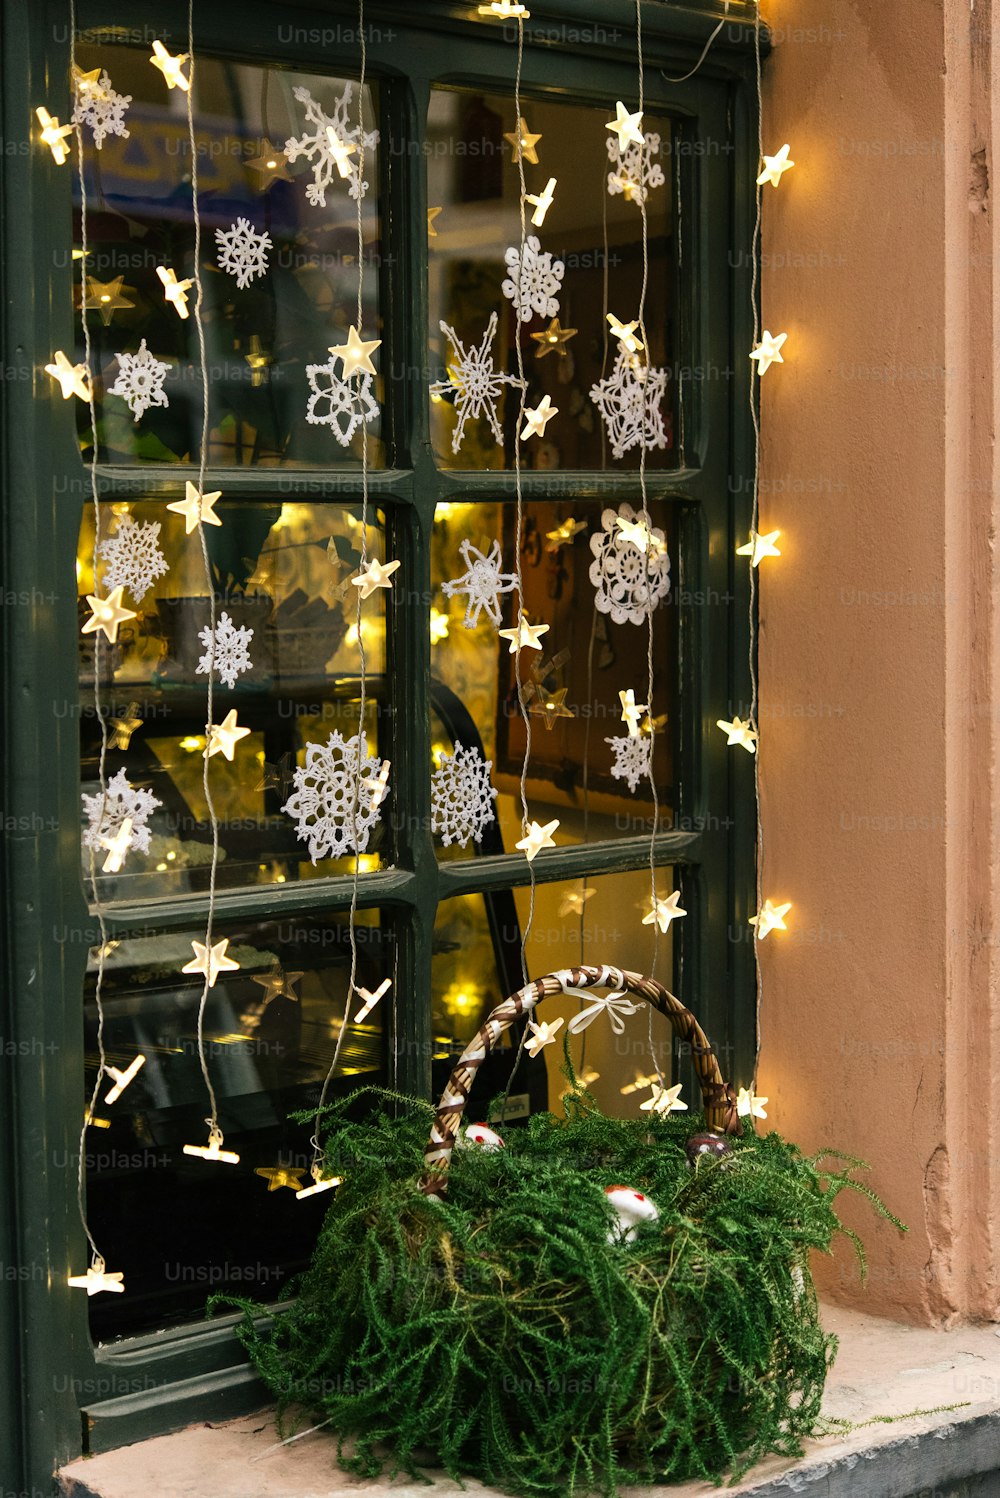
[461,1123,505,1151]
[685,1132,733,1168]
[604,1185,659,1244]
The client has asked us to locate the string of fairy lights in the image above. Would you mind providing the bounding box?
[42,0,791,1295]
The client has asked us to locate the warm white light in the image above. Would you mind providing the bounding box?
[295,1164,343,1200]
[615,515,651,552]
[325,126,358,179]
[736,1086,768,1120]
[479,0,530,14]
[749,331,787,375]
[525,177,556,226]
[362,761,391,811]
[750,899,792,939]
[532,318,577,360]
[68,1256,124,1295]
[520,394,558,441]
[182,938,240,987]
[36,107,73,164]
[619,689,647,737]
[605,101,644,150]
[206,710,251,761]
[498,615,549,653]
[503,117,541,164]
[156,265,193,319]
[329,324,381,379]
[81,586,136,645]
[640,1082,687,1116]
[183,1123,240,1164]
[104,1054,146,1104]
[736,529,781,567]
[757,144,794,188]
[545,517,586,549]
[429,607,450,643]
[352,557,400,598]
[255,1165,307,1192]
[149,40,191,91]
[354,977,391,1023]
[166,482,223,533]
[607,314,644,355]
[99,817,134,874]
[525,1017,563,1057]
[516,818,559,861]
[642,890,687,933]
[716,715,758,753]
[45,350,91,401]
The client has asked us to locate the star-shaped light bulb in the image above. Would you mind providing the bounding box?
[325,126,358,179]
[149,40,191,91]
[520,394,558,441]
[427,205,443,237]
[167,482,223,533]
[250,967,303,1003]
[182,937,240,987]
[503,117,542,164]
[716,716,758,753]
[104,1055,146,1104]
[206,710,251,761]
[295,1163,343,1199]
[479,0,530,13]
[109,704,143,750]
[82,276,135,327]
[615,514,652,553]
[525,177,556,226]
[607,314,644,355]
[643,890,687,933]
[545,517,586,549]
[246,138,293,188]
[640,1081,687,1116]
[81,586,137,645]
[362,760,392,810]
[757,144,794,188]
[619,689,648,737]
[750,899,792,939]
[98,817,134,874]
[605,101,644,150]
[330,325,381,379]
[429,607,450,643]
[736,1086,769,1120]
[558,885,595,917]
[498,615,549,654]
[750,330,787,375]
[68,1256,125,1296]
[525,1017,564,1057]
[352,557,400,598]
[72,66,103,96]
[516,818,560,862]
[157,265,193,319]
[255,1165,307,1192]
[528,685,574,729]
[45,350,91,402]
[531,317,577,360]
[354,977,392,1024]
[736,529,781,567]
[183,1123,240,1164]
[36,106,73,164]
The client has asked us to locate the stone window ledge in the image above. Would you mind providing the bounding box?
[58,1305,1000,1498]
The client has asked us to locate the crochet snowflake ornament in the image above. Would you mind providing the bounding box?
[431,740,498,848]
[589,504,671,626]
[433,314,521,454]
[215,218,272,289]
[109,340,169,422]
[284,83,379,205]
[501,235,565,322]
[282,731,386,863]
[305,358,378,447]
[98,515,169,602]
[81,768,161,858]
[196,611,254,689]
[590,348,669,460]
[606,131,665,205]
[605,732,652,793]
[72,69,131,149]
[442,539,518,629]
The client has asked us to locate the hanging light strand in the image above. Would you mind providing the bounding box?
[749,0,766,1090]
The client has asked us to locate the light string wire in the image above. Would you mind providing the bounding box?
[185,0,224,1144]
[310,1,373,1170]
[660,0,730,87]
[70,0,114,1269]
[749,0,765,1090]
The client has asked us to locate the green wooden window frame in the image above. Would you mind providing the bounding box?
[0,0,765,1487]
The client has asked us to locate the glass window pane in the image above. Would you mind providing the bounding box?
[77,500,390,898]
[82,909,391,1340]
[428,88,679,472]
[431,499,673,860]
[72,42,382,467]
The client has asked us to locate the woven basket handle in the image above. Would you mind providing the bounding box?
[421,964,738,1197]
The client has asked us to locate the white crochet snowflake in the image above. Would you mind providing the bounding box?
[97,515,169,603]
[606,732,652,793]
[589,504,671,626]
[433,314,521,454]
[304,358,379,447]
[73,69,131,149]
[431,740,498,848]
[81,768,161,858]
[109,340,169,422]
[590,348,669,460]
[282,731,386,863]
[442,539,518,629]
[606,131,665,205]
[196,611,254,689]
[284,83,379,205]
[501,235,565,322]
[215,218,272,289]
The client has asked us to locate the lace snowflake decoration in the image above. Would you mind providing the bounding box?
[305,358,378,447]
[284,83,379,205]
[606,733,652,793]
[215,218,272,289]
[98,515,169,603]
[431,740,498,848]
[589,504,671,626]
[442,539,518,629]
[109,340,169,423]
[196,611,254,690]
[606,131,665,205]
[282,731,386,863]
[502,235,565,322]
[81,768,161,859]
[73,69,131,149]
[590,348,669,460]
[433,314,521,454]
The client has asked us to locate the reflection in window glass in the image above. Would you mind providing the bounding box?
[430,499,674,859]
[72,44,382,467]
[77,501,390,898]
[428,88,679,471]
[83,909,390,1340]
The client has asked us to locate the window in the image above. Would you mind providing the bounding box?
[0,0,763,1481]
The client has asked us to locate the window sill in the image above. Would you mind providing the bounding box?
[58,1305,1000,1498]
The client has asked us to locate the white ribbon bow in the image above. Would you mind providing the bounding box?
[565,988,640,1036]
